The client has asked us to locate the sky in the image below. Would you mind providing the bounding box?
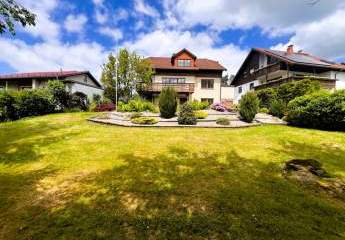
[1,0,345,79]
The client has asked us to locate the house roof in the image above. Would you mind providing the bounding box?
[232,47,345,86]
[255,48,345,69]
[148,57,226,71]
[0,70,102,88]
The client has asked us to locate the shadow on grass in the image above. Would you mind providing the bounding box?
[270,139,345,177]
[0,119,81,164]
[2,146,344,239]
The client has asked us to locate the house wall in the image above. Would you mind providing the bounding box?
[65,74,99,87]
[69,83,104,100]
[220,87,234,100]
[152,74,222,102]
[234,80,260,103]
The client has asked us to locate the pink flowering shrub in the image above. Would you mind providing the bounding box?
[211,102,227,112]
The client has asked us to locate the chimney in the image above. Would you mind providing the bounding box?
[287,45,294,54]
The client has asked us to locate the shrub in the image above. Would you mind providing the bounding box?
[47,80,70,111]
[216,117,230,125]
[256,88,277,108]
[0,91,19,121]
[277,79,320,104]
[239,92,259,123]
[189,100,209,110]
[286,90,345,130]
[92,94,101,103]
[95,102,115,112]
[16,89,55,118]
[130,112,142,119]
[178,103,197,125]
[117,98,158,113]
[259,107,269,114]
[194,110,208,119]
[69,92,89,111]
[221,100,235,111]
[211,102,227,112]
[131,116,158,125]
[269,99,286,118]
[159,87,177,118]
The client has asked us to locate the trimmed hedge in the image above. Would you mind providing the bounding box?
[256,88,277,108]
[16,89,55,117]
[159,87,177,118]
[194,110,208,119]
[239,92,259,123]
[286,90,345,130]
[216,117,230,125]
[131,116,158,125]
[118,98,158,113]
[189,100,209,110]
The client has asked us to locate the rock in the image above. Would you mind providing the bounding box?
[283,159,345,198]
[284,159,330,178]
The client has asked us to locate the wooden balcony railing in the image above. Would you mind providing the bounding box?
[139,83,195,93]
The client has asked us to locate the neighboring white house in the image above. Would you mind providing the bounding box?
[0,71,103,100]
[232,45,345,103]
[140,49,233,104]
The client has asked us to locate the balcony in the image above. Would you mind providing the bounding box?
[139,83,195,93]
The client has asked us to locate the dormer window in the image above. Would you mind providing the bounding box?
[177,59,191,67]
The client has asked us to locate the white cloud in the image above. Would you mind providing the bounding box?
[92,0,104,6]
[18,0,60,42]
[99,27,123,42]
[134,0,159,17]
[113,8,129,23]
[0,38,108,79]
[123,29,248,74]
[273,9,345,60]
[64,14,88,33]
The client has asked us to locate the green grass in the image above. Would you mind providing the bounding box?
[0,113,345,239]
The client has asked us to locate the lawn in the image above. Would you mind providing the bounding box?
[0,113,345,239]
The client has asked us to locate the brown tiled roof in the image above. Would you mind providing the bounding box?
[0,70,102,88]
[148,57,226,71]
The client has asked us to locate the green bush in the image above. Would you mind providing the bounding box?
[256,88,277,108]
[117,98,158,113]
[259,107,269,114]
[130,112,142,119]
[47,80,70,111]
[239,92,259,123]
[16,89,55,118]
[92,94,101,103]
[159,87,177,118]
[194,110,208,119]
[216,117,230,125]
[131,116,158,125]
[189,100,209,110]
[0,91,19,121]
[269,99,286,118]
[69,92,89,111]
[277,79,320,104]
[178,103,197,125]
[286,90,345,130]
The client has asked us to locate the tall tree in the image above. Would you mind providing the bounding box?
[101,49,153,103]
[0,0,36,35]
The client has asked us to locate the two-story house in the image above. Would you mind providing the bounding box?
[232,45,345,103]
[140,49,227,104]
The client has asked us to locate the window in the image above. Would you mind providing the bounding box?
[249,83,254,90]
[177,59,191,67]
[238,86,242,94]
[201,79,214,89]
[201,98,214,105]
[162,78,186,84]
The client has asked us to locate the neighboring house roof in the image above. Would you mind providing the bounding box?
[254,48,345,70]
[148,57,226,71]
[0,70,102,88]
[232,47,345,86]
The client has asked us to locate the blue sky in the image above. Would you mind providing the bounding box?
[1,0,345,78]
